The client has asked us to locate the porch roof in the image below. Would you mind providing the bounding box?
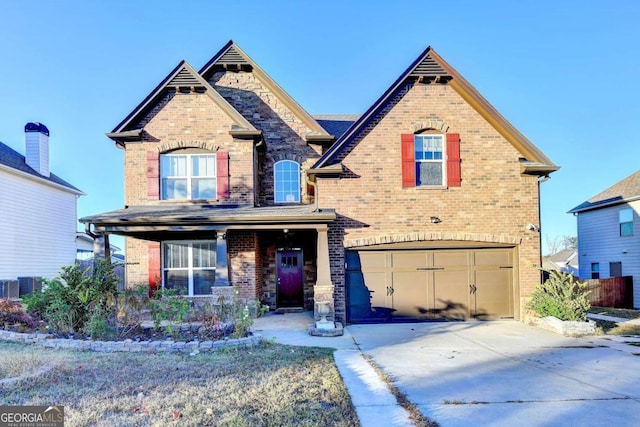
[80,204,336,236]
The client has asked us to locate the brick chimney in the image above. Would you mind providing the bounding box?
[24,122,50,177]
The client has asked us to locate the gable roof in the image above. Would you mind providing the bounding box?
[0,141,83,194]
[199,40,332,139]
[314,115,360,140]
[312,46,558,176]
[108,60,259,141]
[569,170,640,213]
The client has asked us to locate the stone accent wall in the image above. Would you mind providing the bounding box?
[209,71,322,206]
[317,82,543,321]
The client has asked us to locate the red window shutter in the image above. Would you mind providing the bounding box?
[147,151,160,199]
[148,242,161,297]
[217,151,230,199]
[401,134,416,188]
[446,133,461,187]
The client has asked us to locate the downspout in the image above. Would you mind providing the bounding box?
[538,175,550,283]
[84,223,111,263]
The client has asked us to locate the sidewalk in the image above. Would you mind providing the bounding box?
[252,312,414,426]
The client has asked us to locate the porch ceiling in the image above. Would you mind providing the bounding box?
[80,204,336,237]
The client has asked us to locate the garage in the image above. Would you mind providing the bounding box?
[346,245,517,322]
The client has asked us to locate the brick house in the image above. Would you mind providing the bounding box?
[81,41,557,329]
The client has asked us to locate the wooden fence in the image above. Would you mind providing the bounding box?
[586,276,633,308]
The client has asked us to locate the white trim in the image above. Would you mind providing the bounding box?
[162,240,217,296]
[0,163,84,196]
[273,160,301,204]
[414,134,446,187]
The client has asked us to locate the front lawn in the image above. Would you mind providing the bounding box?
[589,306,640,336]
[0,341,358,426]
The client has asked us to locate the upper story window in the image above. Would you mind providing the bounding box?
[414,134,445,186]
[161,152,216,200]
[401,132,461,188]
[274,160,300,203]
[619,208,633,236]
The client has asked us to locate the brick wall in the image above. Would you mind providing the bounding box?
[317,82,542,321]
[228,231,259,302]
[208,71,322,206]
[124,90,255,207]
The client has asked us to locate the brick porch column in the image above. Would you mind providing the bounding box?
[314,226,335,328]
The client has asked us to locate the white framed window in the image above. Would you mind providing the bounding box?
[414,134,445,186]
[161,153,216,200]
[619,208,633,236]
[274,160,300,203]
[162,240,216,296]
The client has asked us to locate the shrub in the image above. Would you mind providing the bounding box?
[528,270,591,321]
[0,298,39,329]
[147,288,190,337]
[23,260,118,336]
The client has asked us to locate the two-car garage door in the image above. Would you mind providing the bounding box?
[346,248,516,322]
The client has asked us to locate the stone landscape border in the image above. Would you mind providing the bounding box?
[0,329,263,353]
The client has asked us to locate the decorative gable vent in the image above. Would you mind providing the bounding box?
[409,53,451,80]
[168,67,204,89]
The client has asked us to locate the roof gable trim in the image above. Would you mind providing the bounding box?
[200,41,330,137]
[110,60,257,138]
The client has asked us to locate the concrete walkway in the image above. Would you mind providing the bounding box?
[253,313,640,427]
[253,312,413,426]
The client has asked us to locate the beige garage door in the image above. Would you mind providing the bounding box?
[346,248,515,321]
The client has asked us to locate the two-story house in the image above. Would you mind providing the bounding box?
[80,41,557,329]
[569,171,640,308]
[0,123,84,285]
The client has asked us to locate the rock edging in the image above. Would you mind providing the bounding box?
[535,316,596,337]
[0,329,263,353]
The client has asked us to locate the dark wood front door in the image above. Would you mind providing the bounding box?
[277,250,304,308]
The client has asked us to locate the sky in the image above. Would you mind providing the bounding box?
[0,1,638,253]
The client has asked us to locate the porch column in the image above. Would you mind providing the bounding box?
[92,233,110,262]
[314,226,335,330]
[215,230,229,287]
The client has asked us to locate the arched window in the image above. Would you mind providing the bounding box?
[274,160,300,203]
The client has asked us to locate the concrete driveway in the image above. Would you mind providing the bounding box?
[254,313,640,426]
[347,321,640,427]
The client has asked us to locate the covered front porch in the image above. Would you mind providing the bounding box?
[80,204,340,334]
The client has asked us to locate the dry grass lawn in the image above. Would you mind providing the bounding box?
[0,341,358,426]
[590,306,640,336]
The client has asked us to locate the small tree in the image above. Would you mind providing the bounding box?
[23,260,118,336]
[528,270,591,321]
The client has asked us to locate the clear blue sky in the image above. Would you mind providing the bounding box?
[1,1,638,252]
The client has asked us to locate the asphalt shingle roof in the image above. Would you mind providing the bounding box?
[0,141,82,193]
[569,170,640,213]
[313,115,360,140]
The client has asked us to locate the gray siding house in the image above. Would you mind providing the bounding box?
[570,170,640,308]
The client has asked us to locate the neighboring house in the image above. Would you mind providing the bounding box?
[569,171,640,308]
[76,232,121,262]
[0,123,84,281]
[80,41,557,328]
[542,249,578,276]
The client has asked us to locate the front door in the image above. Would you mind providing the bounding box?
[277,249,304,308]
